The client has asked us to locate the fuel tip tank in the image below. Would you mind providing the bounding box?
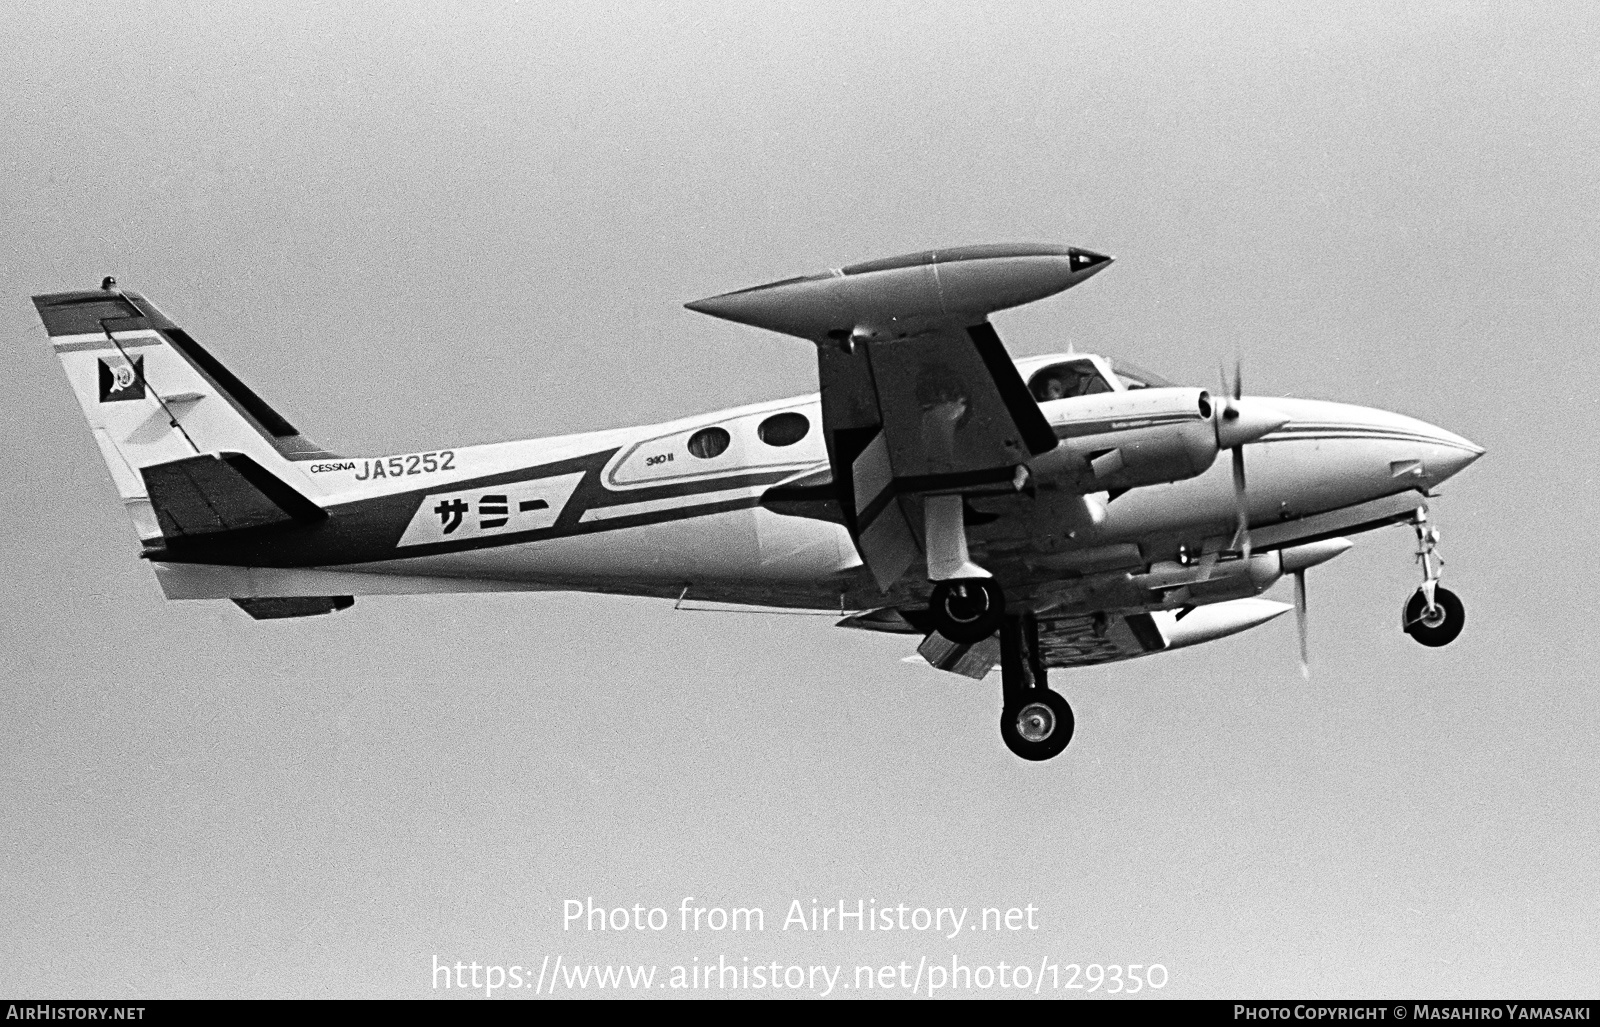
[1163,598,1292,651]
[685,243,1113,342]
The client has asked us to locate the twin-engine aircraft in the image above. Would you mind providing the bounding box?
[33,243,1482,760]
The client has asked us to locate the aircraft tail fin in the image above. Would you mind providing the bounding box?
[31,281,335,543]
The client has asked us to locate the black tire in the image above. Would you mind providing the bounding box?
[1403,586,1465,647]
[929,578,1005,644]
[1000,689,1075,761]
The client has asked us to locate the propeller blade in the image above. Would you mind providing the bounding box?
[1230,445,1251,562]
[1233,357,1243,401]
[1293,568,1309,679]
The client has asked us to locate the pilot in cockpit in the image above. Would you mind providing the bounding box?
[1037,374,1071,401]
[1030,360,1114,402]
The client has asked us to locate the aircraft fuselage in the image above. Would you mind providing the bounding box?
[149,373,1481,620]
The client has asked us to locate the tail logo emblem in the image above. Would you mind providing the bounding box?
[98,356,145,402]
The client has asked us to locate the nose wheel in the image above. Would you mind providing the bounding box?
[1403,586,1465,646]
[1402,506,1466,647]
[998,613,1074,761]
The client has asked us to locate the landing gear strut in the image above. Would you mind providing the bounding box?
[1403,506,1465,647]
[999,614,1074,761]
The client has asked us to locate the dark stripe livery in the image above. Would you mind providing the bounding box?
[147,453,804,569]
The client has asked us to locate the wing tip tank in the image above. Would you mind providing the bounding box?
[685,242,1114,340]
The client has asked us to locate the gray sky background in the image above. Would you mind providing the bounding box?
[2,0,1597,998]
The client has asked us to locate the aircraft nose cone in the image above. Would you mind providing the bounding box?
[1425,427,1484,484]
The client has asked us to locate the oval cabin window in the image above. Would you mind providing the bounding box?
[757,411,810,447]
[687,426,731,459]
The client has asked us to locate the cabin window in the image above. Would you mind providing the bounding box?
[1028,360,1114,401]
[757,411,810,447]
[687,426,731,459]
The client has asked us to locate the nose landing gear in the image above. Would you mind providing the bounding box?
[998,614,1074,761]
[1402,506,1466,647]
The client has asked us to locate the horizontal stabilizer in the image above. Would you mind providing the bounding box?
[142,451,326,538]
[233,596,354,620]
[761,467,846,525]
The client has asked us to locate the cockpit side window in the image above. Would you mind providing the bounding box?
[1028,360,1115,402]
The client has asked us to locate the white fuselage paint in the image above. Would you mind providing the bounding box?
[155,367,1482,613]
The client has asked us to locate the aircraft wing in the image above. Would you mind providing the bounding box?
[857,599,1292,678]
[813,321,1061,589]
[687,243,1113,589]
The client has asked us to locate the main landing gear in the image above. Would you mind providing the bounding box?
[1402,506,1466,647]
[920,497,1070,759]
[928,578,1006,644]
[999,613,1074,761]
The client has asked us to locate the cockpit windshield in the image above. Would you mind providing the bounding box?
[1027,359,1115,401]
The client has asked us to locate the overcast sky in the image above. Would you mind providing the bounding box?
[2,0,1597,998]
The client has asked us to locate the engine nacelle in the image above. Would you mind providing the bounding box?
[1027,387,1218,493]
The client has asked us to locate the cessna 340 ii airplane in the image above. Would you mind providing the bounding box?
[34,243,1482,760]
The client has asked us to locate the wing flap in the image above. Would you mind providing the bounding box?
[1035,612,1168,668]
[824,322,1051,588]
[864,324,1053,483]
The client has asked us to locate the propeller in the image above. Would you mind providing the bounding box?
[1292,568,1309,679]
[1217,360,1304,674]
[1277,539,1354,682]
[1218,360,1252,562]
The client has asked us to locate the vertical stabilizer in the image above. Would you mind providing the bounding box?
[31,281,333,544]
